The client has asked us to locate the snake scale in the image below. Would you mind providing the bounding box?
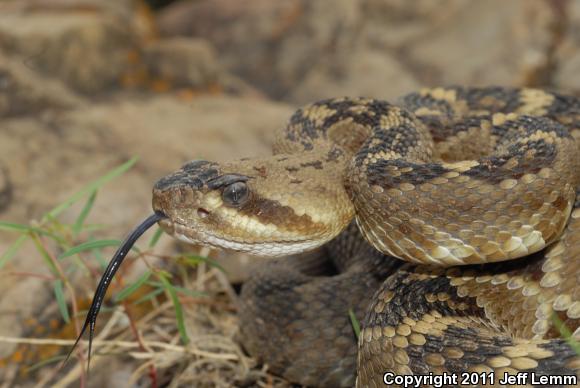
[149,87,580,386]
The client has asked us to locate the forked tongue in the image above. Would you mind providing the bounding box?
[62,211,166,372]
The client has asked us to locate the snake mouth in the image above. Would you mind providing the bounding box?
[159,218,322,257]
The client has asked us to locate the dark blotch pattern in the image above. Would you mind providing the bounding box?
[366,159,451,188]
[300,160,324,170]
[494,115,571,139]
[286,98,416,152]
[326,146,344,162]
[361,264,579,381]
[154,161,252,193]
[354,124,425,167]
[365,270,480,329]
[238,193,321,233]
[154,160,219,191]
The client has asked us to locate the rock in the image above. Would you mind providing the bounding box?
[0,52,83,117]
[0,117,122,223]
[0,276,53,358]
[157,0,361,99]
[0,0,136,17]
[403,0,555,87]
[553,0,580,93]
[0,3,141,93]
[61,95,294,176]
[555,49,580,92]
[158,0,561,101]
[143,38,221,89]
[361,0,465,49]
[289,47,420,104]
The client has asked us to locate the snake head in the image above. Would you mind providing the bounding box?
[152,156,354,257]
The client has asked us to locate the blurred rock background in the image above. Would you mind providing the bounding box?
[0,0,577,386]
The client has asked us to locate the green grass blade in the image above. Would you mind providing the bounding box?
[552,313,580,354]
[0,222,39,233]
[58,239,140,259]
[157,273,189,344]
[0,235,27,269]
[30,235,59,275]
[114,270,152,302]
[134,288,165,305]
[45,157,138,220]
[348,309,360,339]
[92,247,108,269]
[0,222,61,240]
[148,227,164,248]
[53,280,70,323]
[147,281,207,298]
[171,285,207,298]
[72,189,97,236]
[79,223,107,232]
[26,355,67,373]
[156,269,173,279]
[181,254,226,273]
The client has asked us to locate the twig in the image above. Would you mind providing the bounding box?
[123,300,158,388]
[1,271,56,281]
[0,336,240,361]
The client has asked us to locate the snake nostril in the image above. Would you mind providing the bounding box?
[197,208,210,218]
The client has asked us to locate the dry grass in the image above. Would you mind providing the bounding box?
[1,248,291,387]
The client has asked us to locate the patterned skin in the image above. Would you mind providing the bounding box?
[152,87,580,387]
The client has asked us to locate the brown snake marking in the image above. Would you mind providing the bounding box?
[68,87,580,386]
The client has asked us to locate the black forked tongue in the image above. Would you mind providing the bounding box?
[62,211,166,373]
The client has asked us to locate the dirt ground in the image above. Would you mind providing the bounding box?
[0,0,578,387]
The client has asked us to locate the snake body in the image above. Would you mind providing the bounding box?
[152,87,580,386]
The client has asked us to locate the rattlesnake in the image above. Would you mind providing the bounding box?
[72,87,580,387]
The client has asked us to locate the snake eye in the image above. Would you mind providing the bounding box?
[222,181,249,207]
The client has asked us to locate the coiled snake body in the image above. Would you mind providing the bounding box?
[152,87,580,387]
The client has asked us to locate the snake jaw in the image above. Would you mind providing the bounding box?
[167,220,323,256]
[153,206,327,256]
